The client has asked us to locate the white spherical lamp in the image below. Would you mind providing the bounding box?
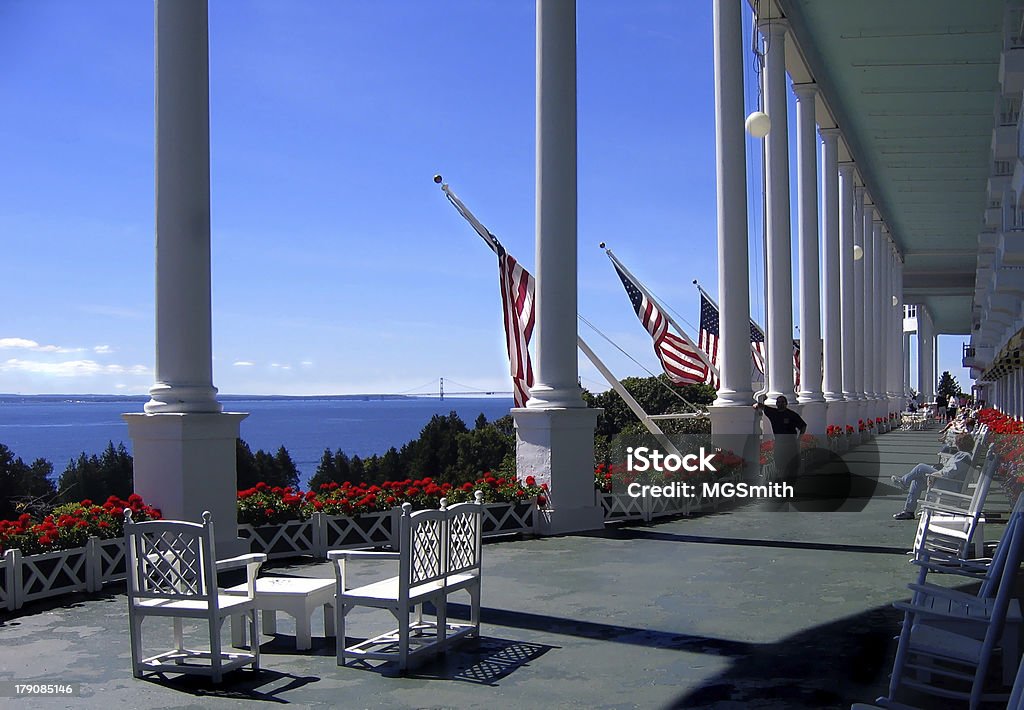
[892,295,899,307]
[853,244,864,261]
[745,111,771,138]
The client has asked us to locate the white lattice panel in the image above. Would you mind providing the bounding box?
[599,493,645,522]
[411,518,443,584]
[481,502,535,537]
[239,519,317,560]
[647,494,688,520]
[0,550,15,611]
[95,537,127,585]
[20,547,89,603]
[320,510,397,552]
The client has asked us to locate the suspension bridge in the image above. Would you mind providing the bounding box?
[395,377,513,400]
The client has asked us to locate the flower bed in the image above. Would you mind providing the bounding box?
[0,495,161,555]
[977,408,1024,502]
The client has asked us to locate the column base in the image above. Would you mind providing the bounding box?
[124,411,249,557]
[708,405,760,481]
[796,397,827,439]
[825,399,846,427]
[512,407,603,536]
[145,383,223,414]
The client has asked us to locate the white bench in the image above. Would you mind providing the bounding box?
[328,491,484,672]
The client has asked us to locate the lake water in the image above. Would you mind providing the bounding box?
[0,396,514,485]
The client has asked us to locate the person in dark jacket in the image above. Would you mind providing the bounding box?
[753,396,807,482]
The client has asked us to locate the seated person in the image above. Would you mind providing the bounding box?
[937,416,976,452]
[890,432,975,520]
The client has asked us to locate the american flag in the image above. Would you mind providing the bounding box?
[793,339,801,390]
[497,246,534,408]
[441,184,534,407]
[613,264,714,386]
[699,292,767,375]
[750,322,766,374]
[698,294,719,368]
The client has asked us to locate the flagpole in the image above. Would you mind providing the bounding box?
[577,336,682,456]
[435,175,501,256]
[604,247,719,380]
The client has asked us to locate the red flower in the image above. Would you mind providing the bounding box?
[525,475,536,486]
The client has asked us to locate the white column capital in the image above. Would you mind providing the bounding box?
[757,17,789,37]
[793,82,818,100]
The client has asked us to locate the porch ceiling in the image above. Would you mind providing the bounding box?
[777,0,1006,334]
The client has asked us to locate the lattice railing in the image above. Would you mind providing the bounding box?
[481,502,536,537]
[239,518,318,560]
[598,492,646,522]
[319,510,398,553]
[19,547,90,604]
[0,501,537,612]
[647,493,689,520]
[92,537,128,589]
[1,549,16,611]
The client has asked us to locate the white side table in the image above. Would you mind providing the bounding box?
[228,576,336,651]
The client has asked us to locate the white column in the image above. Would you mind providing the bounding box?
[528,0,583,410]
[126,0,246,557]
[918,307,935,401]
[871,220,884,424]
[760,19,796,406]
[840,167,859,439]
[903,331,911,399]
[146,0,220,415]
[898,261,908,402]
[821,131,844,425]
[708,0,758,475]
[513,0,601,536]
[794,84,825,435]
[862,207,876,421]
[885,242,896,416]
[853,187,867,436]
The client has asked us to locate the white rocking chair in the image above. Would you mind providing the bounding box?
[124,510,266,683]
[881,503,1024,709]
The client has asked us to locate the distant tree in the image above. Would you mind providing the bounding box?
[937,371,962,399]
[58,441,132,504]
[236,439,299,490]
[0,444,56,519]
[349,455,365,482]
[405,412,469,478]
[454,425,513,482]
[474,413,488,430]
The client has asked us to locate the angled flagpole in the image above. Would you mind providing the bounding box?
[604,248,719,380]
[437,177,502,256]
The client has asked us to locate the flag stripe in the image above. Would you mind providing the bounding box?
[498,249,535,407]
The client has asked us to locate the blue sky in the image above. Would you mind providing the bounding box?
[0,0,971,397]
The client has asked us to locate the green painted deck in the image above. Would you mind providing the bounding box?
[0,428,1010,709]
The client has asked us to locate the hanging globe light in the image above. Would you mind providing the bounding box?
[892,295,899,307]
[853,244,864,260]
[745,111,771,138]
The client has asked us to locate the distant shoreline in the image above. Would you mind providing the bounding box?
[0,393,510,404]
